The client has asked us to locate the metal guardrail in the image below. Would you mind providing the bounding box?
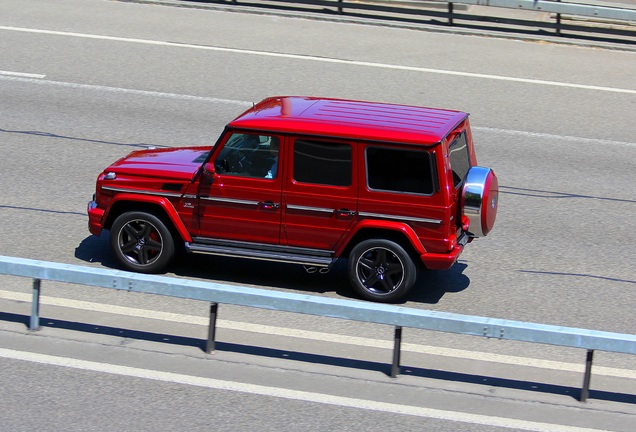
[450,0,636,21]
[1,255,635,402]
[209,0,636,40]
[255,0,636,21]
[438,0,636,36]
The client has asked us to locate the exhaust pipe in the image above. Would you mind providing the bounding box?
[303,266,331,274]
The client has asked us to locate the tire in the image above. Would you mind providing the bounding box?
[461,166,499,237]
[348,239,417,303]
[110,211,175,273]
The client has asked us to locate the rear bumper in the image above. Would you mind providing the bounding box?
[87,200,105,236]
[420,245,463,270]
[419,232,468,270]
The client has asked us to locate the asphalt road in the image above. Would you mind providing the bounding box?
[1,0,635,430]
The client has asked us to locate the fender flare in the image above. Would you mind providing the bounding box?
[105,193,192,242]
[337,219,426,256]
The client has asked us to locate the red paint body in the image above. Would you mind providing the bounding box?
[88,97,498,298]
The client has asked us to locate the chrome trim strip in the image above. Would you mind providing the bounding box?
[358,211,442,225]
[286,204,334,214]
[201,196,259,206]
[101,186,182,198]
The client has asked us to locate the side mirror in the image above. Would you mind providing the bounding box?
[201,162,216,184]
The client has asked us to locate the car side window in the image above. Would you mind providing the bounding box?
[448,132,471,188]
[293,139,352,186]
[214,133,279,179]
[366,146,434,195]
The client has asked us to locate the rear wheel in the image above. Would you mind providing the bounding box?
[110,211,175,273]
[348,239,417,303]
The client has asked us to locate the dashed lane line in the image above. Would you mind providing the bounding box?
[0,70,46,78]
[1,74,634,148]
[0,73,250,105]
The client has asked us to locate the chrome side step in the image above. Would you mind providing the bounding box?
[185,240,335,267]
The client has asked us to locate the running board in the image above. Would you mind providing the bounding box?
[186,242,335,267]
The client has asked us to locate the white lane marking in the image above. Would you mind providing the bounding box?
[0,70,46,78]
[473,126,636,148]
[1,290,634,379]
[1,25,635,95]
[0,74,251,106]
[1,74,634,149]
[0,348,614,432]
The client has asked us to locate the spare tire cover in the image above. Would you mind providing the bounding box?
[462,167,498,237]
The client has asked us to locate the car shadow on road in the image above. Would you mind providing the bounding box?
[2,310,633,405]
[74,233,120,269]
[74,234,470,305]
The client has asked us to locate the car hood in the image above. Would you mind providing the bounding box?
[107,147,211,181]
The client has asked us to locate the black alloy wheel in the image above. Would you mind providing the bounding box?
[110,211,175,273]
[348,239,417,302]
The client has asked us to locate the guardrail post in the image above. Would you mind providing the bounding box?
[448,2,454,26]
[30,278,41,331]
[391,326,402,377]
[556,0,562,36]
[206,303,219,354]
[580,349,594,402]
[338,0,344,14]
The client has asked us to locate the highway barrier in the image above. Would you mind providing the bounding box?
[177,0,636,42]
[1,254,635,402]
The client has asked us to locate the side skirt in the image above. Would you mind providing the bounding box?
[186,238,335,267]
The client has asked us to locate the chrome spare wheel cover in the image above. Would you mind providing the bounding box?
[462,166,498,238]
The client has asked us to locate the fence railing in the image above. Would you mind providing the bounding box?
[1,255,635,402]
[457,0,636,21]
[196,0,636,41]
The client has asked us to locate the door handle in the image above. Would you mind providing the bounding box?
[260,201,280,210]
[336,208,356,217]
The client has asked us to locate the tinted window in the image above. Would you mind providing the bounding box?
[293,140,351,186]
[214,133,279,179]
[366,147,434,195]
[449,132,471,187]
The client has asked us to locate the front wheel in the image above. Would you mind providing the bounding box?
[348,239,418,303]
[110,211,175,273]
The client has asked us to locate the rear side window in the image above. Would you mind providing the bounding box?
[366,147,434,195]
[449,132,471,188]
[293,139,352,186]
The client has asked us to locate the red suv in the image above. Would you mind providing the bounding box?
[88,96,498,302]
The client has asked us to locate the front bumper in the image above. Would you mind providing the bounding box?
[87,200,105,236]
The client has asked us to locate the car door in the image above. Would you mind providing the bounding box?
[282,137,357,251]
[197,131,283,245]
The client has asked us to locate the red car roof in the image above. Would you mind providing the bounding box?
[228,96,469,145]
